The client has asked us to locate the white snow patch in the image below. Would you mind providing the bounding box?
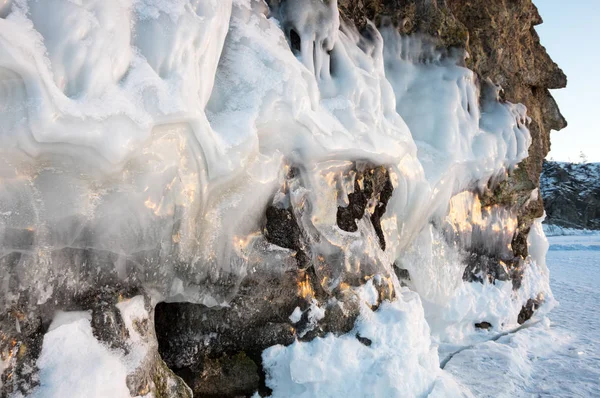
[33,312,131,398]
[298,299,326,338]
[116,295,151,371]
[289,307,302,324]
[263,289,471,397]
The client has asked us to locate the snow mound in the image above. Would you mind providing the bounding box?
[34,313,131,398]
[263,289,469,398]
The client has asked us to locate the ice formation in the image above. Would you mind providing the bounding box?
[0,0,554,396]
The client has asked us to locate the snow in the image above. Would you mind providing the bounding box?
[263,289,468,398]
[262,228,599,398]
[33,312,131,398]
[443,232,600,398]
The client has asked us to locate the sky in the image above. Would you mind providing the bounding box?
[535,0,600,162]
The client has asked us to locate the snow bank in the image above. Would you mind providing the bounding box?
[263,289,468,398]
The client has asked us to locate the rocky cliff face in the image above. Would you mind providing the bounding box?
[541,161,600,230]
[339,0,566,257]
[0,0,564,397]
[155,2,565,394]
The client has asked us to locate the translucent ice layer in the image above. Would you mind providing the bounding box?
[0,0,540,318]
[0,0,559,396]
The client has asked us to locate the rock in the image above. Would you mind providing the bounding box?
[446,0,567,262]
[1,289,191,398]
[356,334,373,346]
[181,352,260,397]
[154,162,396,397]
[339,0,566,261]
[0,305,44,396]
[463,252,513,284]
[336,163,394,251]
[474,321,492,330]
[265,205,310,268]
[541,161,600,230]
[0,1,565,395]
[518,297,542,324]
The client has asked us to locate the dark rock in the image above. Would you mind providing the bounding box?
[336,163,393,250]
[474,321,492,330]
[394,267,411,281]
[541,161,600,230]
[518,298,541,324]
[181,352,260,397]
[265,205,309,268]
[154,251,366,397]
[155,254,300,397]
[356,334,372,346]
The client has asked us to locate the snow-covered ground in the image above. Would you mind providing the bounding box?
[445,232,600,397]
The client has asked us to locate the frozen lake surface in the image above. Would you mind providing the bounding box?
[444,232,600,397]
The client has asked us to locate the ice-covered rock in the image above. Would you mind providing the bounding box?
[0,0,565,396]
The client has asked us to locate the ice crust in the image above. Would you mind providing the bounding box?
[0,1,553,396]
[0,0,534,306]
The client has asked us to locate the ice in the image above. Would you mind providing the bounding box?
[289,306,302,324]
[0,0,558,396]
[0,0,536,308]
[381,30,531,189]
[269,0,339,79]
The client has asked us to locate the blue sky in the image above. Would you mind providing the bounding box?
[535,0,600,162]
